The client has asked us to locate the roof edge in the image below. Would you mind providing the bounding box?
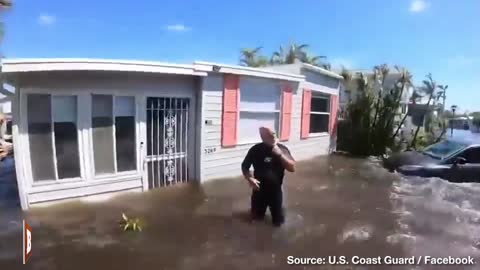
[193,61,305,82]
[300,63,344,80]
[1,58,207,76]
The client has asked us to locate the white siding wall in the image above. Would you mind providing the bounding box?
[200,73,335,182]
[15,71,198,208]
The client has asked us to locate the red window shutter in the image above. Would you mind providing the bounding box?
[329,94,339,136]
[221,74,239,147]
[280,84,293,141]
[301,88,311,139]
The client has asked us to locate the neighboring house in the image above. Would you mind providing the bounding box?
[449,116,473,130]
[1,58,341,210]
[405,93,443,133]
[338,69,412,119]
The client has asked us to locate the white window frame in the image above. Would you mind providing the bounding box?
[309,91,331,137]
[23,92,87,187]
[236,81,282,145]
[90,95,139,180]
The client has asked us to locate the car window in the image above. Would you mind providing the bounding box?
[458,147,480,164]
[422,140,468,159]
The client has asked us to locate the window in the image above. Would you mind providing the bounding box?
[53,96,81,179]
[238,79,280,143]
[92,95,115,174]
[423,140,468,160]
[6,120,12,136]
[115,97,136,172]
[91,95,136,175]
[310,92,330,134]
[458,147,480,163]
[27,94,80,182]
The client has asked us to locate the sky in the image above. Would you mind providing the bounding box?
[1,0,479,112]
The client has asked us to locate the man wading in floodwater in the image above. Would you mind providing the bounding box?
[241,127,296,227]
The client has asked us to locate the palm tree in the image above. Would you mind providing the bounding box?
[410,73,437,148]
[339,68,353,118]
[371,64,390,131]
[321,63,332,70]
[434,84,448,139]
[437,85,448,111]
[394,66,413,106]
[0,0,11,8]
[239,47,268,67]
[391,67,413,140]
[0,0,11,35]
[271,43,310,65]
[409,89,423,104]
[302,55,326,66]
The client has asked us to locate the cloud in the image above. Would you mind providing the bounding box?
[409,0,428,13]
[330,58,355,70]
[38,14,56,25]
[165,24,191,32]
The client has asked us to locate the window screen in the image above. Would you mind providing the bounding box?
[238,111,279,143]
[115,96,136,172]
[92,94,115,174]
[28,94,55,181]
[239,78,281,111]
[53,96,80,179]
[238,78,281,143]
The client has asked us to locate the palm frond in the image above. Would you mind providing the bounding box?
[322,63,331,70]
[297,44,309,50]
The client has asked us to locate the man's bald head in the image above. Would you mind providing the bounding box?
[259,126,276,146]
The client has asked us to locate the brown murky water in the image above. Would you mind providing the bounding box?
[1,155,479,269]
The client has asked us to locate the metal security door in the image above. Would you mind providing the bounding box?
[146,97,190,188]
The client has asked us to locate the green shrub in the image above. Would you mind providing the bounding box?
[338,66,409,156]
[474,117,480,127]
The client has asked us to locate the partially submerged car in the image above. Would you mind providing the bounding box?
[384,138,480,182]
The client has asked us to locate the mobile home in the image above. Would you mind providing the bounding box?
[1,59,341,210]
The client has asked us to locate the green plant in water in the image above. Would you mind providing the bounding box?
[120,213,143,232]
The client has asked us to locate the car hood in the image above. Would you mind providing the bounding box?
[384,151,440,170]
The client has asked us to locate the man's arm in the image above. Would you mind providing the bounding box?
[273,144,296,172]
[241,147,260,189]
[241,148,253,178]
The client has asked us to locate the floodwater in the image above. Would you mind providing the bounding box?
[1,154,479,270]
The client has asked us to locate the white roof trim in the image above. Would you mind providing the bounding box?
[193,61,305,82]
[1,58,208,76]
[300,63,344,80]
[303,81,339,95]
